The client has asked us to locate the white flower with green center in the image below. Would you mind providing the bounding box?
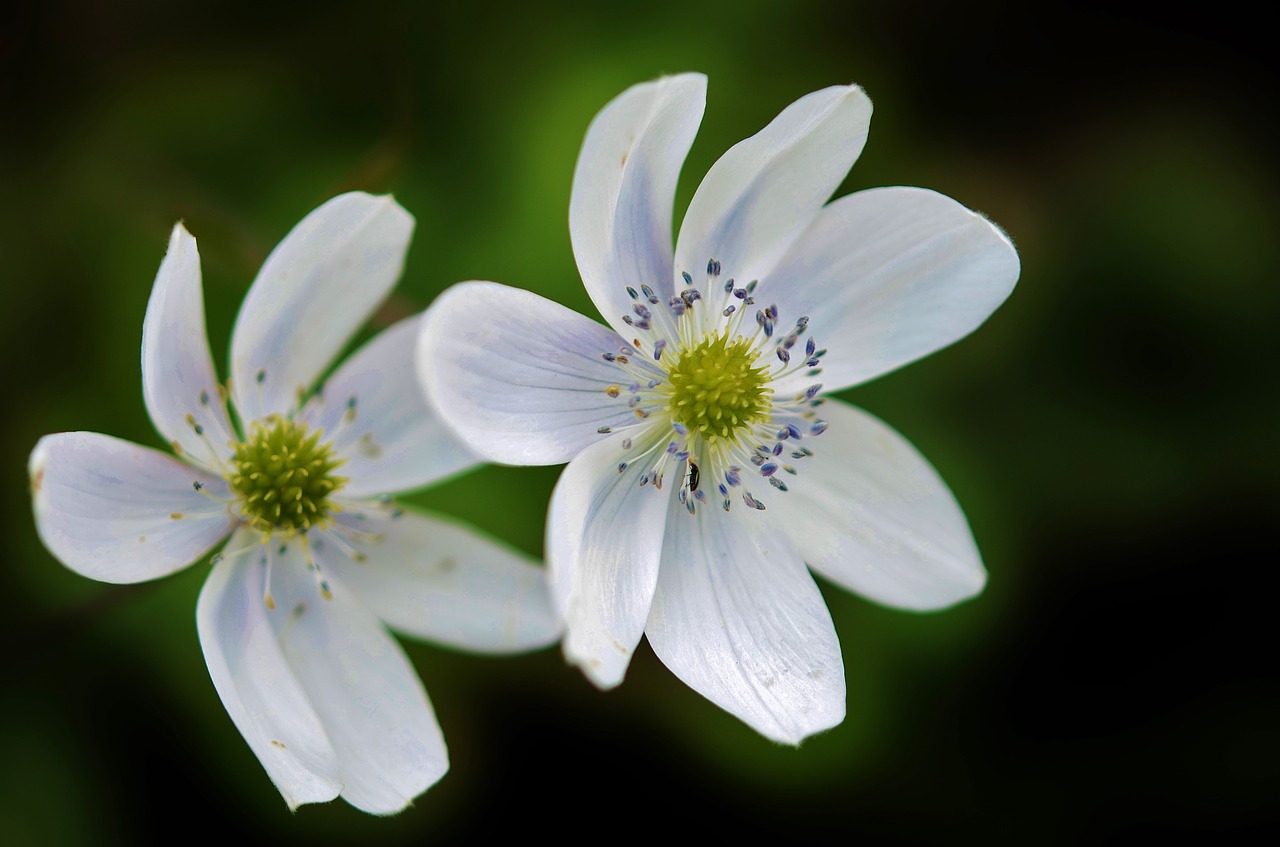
[418,75,1020,743]
[29,192,559,813]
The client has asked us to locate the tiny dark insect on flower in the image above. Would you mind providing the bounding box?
[686,461,700,493]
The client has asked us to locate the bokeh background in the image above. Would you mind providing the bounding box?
[2,0,1275,842]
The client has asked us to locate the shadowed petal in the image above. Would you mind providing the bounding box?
[547,429,669,689]
[230,193,414,422]
[646,501,845,745]
[30,432,234,583]
[300,313,478,498]
[317,507,560,654]
[571,72,706,337]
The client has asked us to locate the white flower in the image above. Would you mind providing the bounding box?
[417,75,1020,744]
[29,192,560,813]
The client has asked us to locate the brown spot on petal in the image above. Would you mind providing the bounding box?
[356,432,383,460]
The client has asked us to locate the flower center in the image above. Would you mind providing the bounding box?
[665,331,771,444]
[227,416,346,535]
[597,257,831,516]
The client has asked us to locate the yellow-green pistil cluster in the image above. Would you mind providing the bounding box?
[228,416,346,536]
[665,332,771,443]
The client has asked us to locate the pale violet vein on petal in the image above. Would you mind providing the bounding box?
[30,432,235,584]
[230,192,414,422]
[141,223,238,473]
[571,72,706,338]
[315,506,560,654]
[417,281,637,466]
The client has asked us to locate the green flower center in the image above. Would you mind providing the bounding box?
[665,332,771,443]
[228,416,346,535]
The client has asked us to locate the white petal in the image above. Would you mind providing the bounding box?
[315,507,560,654]
[768,399,986,610]
[418,281,640,465]
[266,552,448,815]
[767,187,1020,393]
[141,224,238,472]
[645,501,845,745]
[546,430,670,689]
[230,193,414,422]
[674,84,872,292]
[298,313,478,498]
[570,73,706,337]
[197,539,342,811]
[30,433,235,584]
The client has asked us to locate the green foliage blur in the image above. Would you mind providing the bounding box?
[2,0,1275,842]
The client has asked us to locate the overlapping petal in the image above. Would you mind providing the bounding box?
[570,72,706,337]
[316,507,559,654]
[141,224,238,472]
[197,537,342,811]
[645,500,845,744]
[768,399,986,611]
[30,432,235,583]
[230,192,415,423]
[215,540,450,815]
[674,84,872,292]
[767,187,1020,394]
[418,281,640,465]
[300,314,478,498]
[546,430,670,688]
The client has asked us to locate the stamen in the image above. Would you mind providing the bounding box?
[209,536,265,567]
[192,479,235,510]
[257,545,279,609]
[297,535,333,600]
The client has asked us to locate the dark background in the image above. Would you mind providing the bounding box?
[2,1,1275,842]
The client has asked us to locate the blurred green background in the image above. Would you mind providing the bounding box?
[2,0,1275,842]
